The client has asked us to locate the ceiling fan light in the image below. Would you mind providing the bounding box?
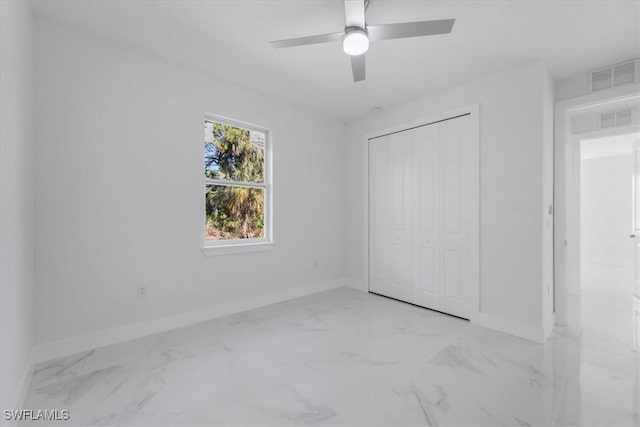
[343,29,369,56]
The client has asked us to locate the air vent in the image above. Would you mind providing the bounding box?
[592,68,613,91]
[614,62,636,86]
[600,112,615,128]
[591,59,638,92]
[600,109,632,129]
[616,109,632,126]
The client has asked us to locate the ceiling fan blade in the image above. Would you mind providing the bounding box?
[270,32,344,48]
[344,0,366,28]
[367,19,455,41]
[350,54,366,82]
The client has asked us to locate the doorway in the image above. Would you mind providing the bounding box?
[555,89,640,342]
[580,131,639,349]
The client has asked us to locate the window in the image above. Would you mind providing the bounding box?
[203,116,271,252]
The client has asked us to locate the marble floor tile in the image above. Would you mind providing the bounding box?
[21,287,640,426]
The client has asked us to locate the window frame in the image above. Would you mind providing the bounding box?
[202,114,273,255]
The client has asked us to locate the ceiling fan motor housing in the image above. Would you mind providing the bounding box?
[343,27,369,56]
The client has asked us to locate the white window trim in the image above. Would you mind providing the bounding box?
[202,241,273,256]
[202,114,273,256]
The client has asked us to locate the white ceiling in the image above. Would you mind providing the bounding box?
[581,132,639,159]
[30,0,640,121]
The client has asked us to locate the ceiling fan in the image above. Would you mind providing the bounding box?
[269,0,455,82]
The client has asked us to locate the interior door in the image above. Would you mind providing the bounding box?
[632,141,640,350]
[411,124,441,309]
[439,116,472,318]
[368,135,390,297]
[387,130,413,302]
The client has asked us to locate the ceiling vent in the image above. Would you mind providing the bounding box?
[590,59,639,92]
[600,112,615,128]
[600,109,632,129]
[615,109,632,127]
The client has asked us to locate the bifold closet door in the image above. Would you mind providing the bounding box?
[369,135,390,298]
[369,131,413,303]
[368,114,476,320]
[411,124,441,310]
[439,116,473,318]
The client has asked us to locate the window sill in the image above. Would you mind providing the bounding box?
[202,241,273,256]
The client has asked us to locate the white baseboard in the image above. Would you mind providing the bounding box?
[2,352,34,427]
[472,312,548,343]
[34,278,348,363]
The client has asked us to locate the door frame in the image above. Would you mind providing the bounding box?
[554,83,640,330]
[362,103,480,321]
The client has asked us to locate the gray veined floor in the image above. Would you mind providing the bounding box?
[23,287,639,426]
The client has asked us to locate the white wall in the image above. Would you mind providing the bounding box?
[580,154,633,269]
[555,71,593,101]
[0,0,36,414]
[34,20,346,348]
[344,62,553,341]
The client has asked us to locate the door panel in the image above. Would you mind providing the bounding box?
[418,246,436,293]
[389,131,412,233]
[415,126,438,234]
[443,250,462,299]
[439,116,471,318]
[368,136,389,296]
[389,244,411,300]
[370,241,388,293]
[443,130,462,234]
[411,124,440,309]
[388,130,413,301]
[370,138,389,231]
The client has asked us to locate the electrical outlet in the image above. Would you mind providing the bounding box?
[137,286,146,297]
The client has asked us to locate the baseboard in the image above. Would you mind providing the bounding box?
[472,312,548,343]
[2,352,34,427]
[34,278,348,363]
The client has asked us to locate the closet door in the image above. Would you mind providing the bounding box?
[368,135,390,297]
[439,116,472,318]
[368,113,477,320]
[411,124,441,309]
[386,130,413,302]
